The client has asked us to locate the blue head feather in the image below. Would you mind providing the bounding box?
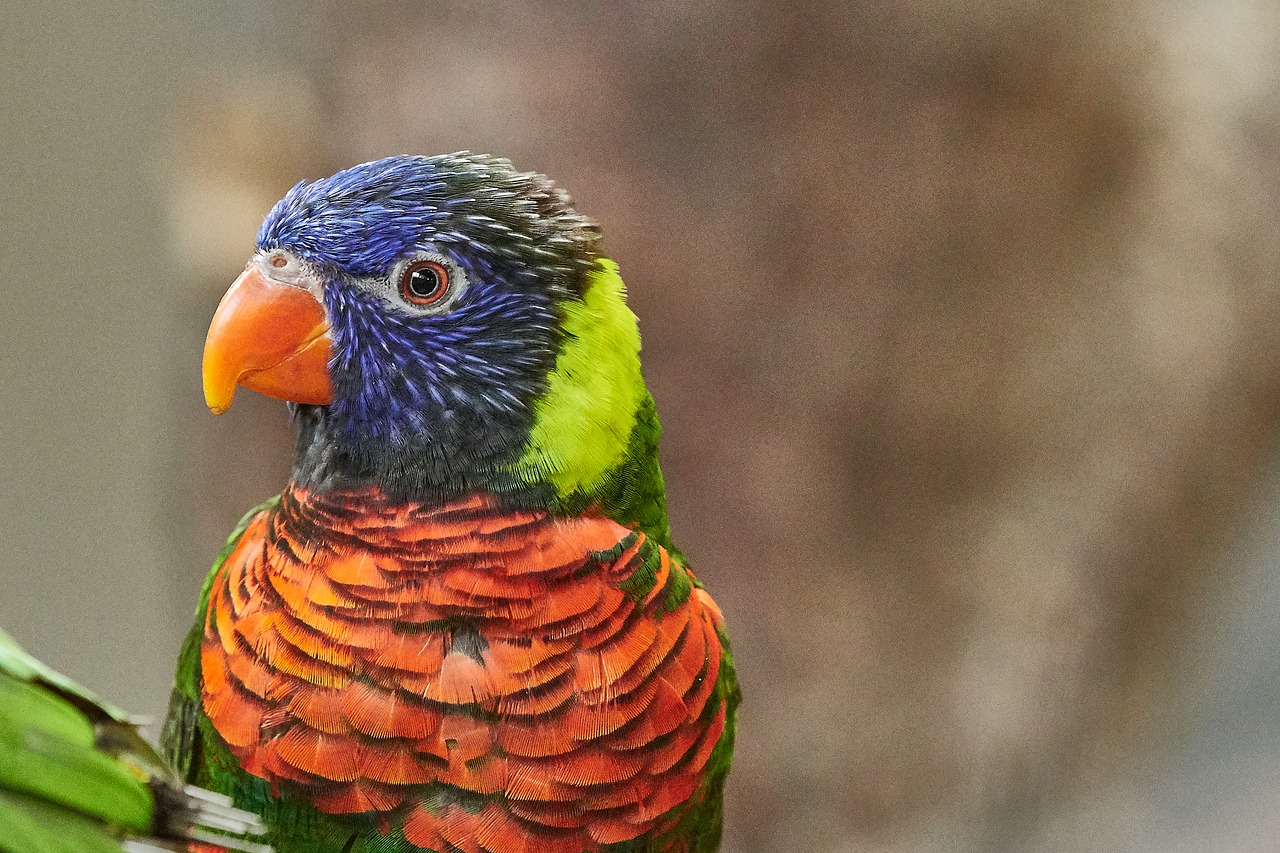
[256,153,602,499]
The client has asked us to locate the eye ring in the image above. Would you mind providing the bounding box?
[400,260,450,306]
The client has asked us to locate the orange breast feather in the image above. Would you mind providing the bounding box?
[201,487,726,852]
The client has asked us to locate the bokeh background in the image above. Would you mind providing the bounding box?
[4,1,1280,850]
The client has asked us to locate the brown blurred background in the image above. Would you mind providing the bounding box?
[4,1,1280,850]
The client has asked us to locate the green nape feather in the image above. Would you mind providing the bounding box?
[512,259,645,497]
[510,258,680,555]
[0,628,269,853]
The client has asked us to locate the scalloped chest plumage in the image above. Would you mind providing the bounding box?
[199,485,729,853]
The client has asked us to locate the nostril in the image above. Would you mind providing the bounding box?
[260,250,313,289]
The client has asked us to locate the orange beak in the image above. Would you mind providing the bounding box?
[202,261,334,414]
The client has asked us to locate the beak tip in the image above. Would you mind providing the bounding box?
[204,382,234,415]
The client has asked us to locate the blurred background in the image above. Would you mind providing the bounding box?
[3,1,1280,850]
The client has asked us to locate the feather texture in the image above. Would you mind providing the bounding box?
[195,488,728,852]
[167,154,738,853]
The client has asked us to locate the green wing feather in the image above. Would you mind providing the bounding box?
[0,626,270,853]
[164,497,279,787]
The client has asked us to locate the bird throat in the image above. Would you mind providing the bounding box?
[288,402,553,507]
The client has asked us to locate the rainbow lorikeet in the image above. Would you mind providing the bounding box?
[163,153,739,853]
[0,627,268,853]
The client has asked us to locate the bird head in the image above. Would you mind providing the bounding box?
[203,153,649,502]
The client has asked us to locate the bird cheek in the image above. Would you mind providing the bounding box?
[202,262,335,413]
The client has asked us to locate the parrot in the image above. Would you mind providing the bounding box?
[0,626,269,853]
[163,152,739,853]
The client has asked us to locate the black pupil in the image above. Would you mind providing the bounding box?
[407,266,444,300]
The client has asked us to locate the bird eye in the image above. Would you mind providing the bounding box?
[400,260,450,306]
